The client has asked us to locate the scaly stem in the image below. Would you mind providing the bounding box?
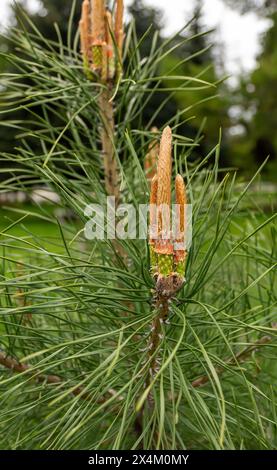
[134,296,167,444]
[134,293,169,446]
[99,86,120,206]
[99,86,128,262]
[146,293,169,389]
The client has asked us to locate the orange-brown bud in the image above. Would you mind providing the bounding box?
[149,175,158,245]
[157,126,172,208]
[91,0,105,43]
[80,0,90,59]
[174,174,187,265]
[114,0,124,59]
[175,174,186,239]
[157,126,172,239]
[153,126,173,257]
[150,174,158,206]
[79,20,85,54]
[155,238,174,256]
[105,10,114,57]
[105,10,115,79]
[90,0,105,73]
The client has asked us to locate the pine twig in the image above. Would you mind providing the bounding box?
[0,350,122,403]
[145,126,186,397]
[0,350,64,384]
[80,0,123,205]
[134,127,187,439]
[146,294,169,388]
[191,335,273,388]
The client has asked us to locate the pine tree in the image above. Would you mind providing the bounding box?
[0,0,276,450]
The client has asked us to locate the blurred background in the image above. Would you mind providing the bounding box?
[0,0,277,185]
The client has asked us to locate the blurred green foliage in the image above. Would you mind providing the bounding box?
[222,0,276,15]
[229,10,277,180]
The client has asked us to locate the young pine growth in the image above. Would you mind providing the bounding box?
[79,1,125,205]
[143,127,188,398]
[149,126,187,297]
[80,0,124,82]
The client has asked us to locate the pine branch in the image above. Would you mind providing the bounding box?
[0,350,123,404]
[191,335,273,388]
[0,351,64,384]
[0,335,273,403]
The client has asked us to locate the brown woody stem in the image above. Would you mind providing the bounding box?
[99,87,120,206]
[0,350,86,396]
[99,87,128,262]
[146,293,169,391]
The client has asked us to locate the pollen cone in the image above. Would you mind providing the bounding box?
[174,174,187,275]
[156,126,172,246]
[114,0,124,59]
[80,0,90,59]
[90,0,105,73]
[105,10,115,79]
[157,126,172,209]
[149,175,158,245]
[91,0,105,43]
[155,126,173,275]
[149,175,158,270]
[175,174,186,242]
